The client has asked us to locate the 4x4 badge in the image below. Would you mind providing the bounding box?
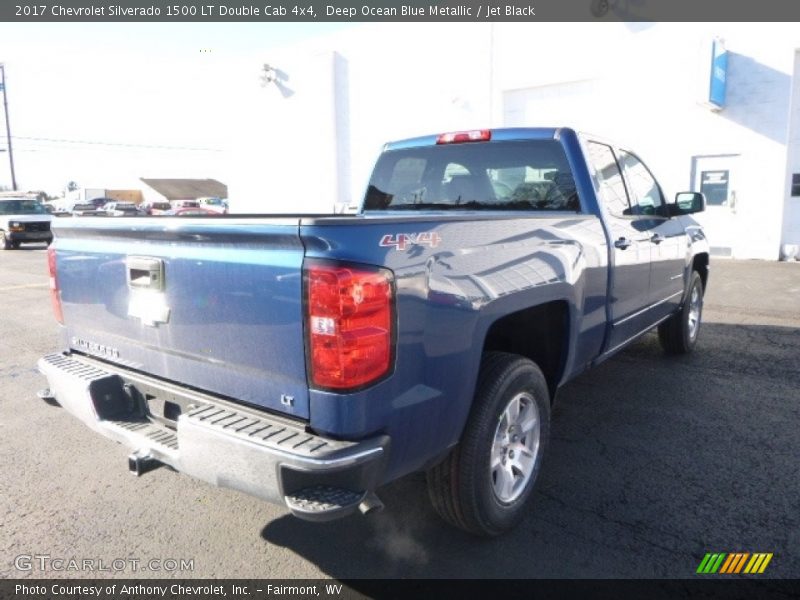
[380,232,442,251]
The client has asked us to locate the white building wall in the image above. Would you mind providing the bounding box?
[140,186,169,206]
[782,50,800,255]
[226,24,493,213]
[225,51,340,214]
[495,22,800,259]
[340,24,493,208]
[226,22,800,259]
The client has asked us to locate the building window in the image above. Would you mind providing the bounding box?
[792,174,800,197]
[700,170,730,206]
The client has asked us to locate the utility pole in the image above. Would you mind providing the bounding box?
[0,63,18,191]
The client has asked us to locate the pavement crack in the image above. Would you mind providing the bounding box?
[535,488,704,558]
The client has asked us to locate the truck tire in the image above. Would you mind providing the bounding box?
[1,231,13,250]
[658,270,704,355]
[426,352,550,536]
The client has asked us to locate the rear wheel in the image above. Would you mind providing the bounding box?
[658,270,704,354]
[426,352,550,536]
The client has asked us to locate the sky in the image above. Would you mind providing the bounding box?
[0,22,355,195]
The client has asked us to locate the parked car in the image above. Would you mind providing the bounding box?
[71,203,107,217]
[102,202,142,217]
[38,127,709,536]
[170,200,200,210]
[0,197,53,248]
[197,197,228,214]
[165,207,219,216]
[143,202,173,216]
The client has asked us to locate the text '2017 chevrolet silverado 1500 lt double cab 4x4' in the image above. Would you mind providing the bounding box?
[38,128,709,536]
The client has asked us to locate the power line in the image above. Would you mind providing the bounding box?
[10,143,218,153]
[10,135,221,152]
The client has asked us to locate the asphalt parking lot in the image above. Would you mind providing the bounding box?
[1,246,798,580]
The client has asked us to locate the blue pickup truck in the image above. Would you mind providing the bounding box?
[38,128,708,536]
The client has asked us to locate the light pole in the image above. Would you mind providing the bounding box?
[0,63,18,191]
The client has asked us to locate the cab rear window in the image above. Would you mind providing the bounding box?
[364,140,579,212]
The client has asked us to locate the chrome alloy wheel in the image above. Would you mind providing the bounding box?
[687,284,702,342]
[491,391,541,503]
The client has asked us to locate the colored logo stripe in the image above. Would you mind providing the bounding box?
[720,553,749,573]
[744,553,773,574]
[697,553,726,574]
[697,552,773,574]
[696,553,713,573]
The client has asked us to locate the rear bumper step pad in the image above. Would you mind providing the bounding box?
[37,352,389,521]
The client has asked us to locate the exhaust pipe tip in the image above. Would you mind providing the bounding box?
[358,492,384,516]
[128,449,160,477]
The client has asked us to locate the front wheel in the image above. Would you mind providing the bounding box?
[0,231,13,250]
[426,352,550,536]
[658,270,704,354]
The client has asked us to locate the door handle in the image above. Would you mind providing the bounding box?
[650,233,665,245]
[614,237,632,250]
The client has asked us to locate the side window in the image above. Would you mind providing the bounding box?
[586,142,631,217]
[619,150,665,217]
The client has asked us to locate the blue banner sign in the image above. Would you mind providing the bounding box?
[709,38,728,108]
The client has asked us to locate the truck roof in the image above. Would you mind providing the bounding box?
[383,127,574,151]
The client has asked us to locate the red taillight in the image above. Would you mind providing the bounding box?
[47,247,64,325]
[305,261,394,390]
[436,129,492,144]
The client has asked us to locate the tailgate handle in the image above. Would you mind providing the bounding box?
[127,257,165,291]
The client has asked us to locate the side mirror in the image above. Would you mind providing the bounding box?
[669,192,705,216]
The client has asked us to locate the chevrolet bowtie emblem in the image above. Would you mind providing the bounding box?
[128,290,171,327]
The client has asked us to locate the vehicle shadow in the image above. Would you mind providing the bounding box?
[261,322,800,579]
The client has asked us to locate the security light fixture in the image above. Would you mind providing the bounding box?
[260,64,277,86]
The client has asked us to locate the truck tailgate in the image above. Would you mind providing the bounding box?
[53,217,310,419]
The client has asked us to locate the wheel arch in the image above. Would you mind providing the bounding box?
[481,299,570,402]
[692,252,709,292]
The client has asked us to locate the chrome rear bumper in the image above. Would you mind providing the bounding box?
[37,353,388,521]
